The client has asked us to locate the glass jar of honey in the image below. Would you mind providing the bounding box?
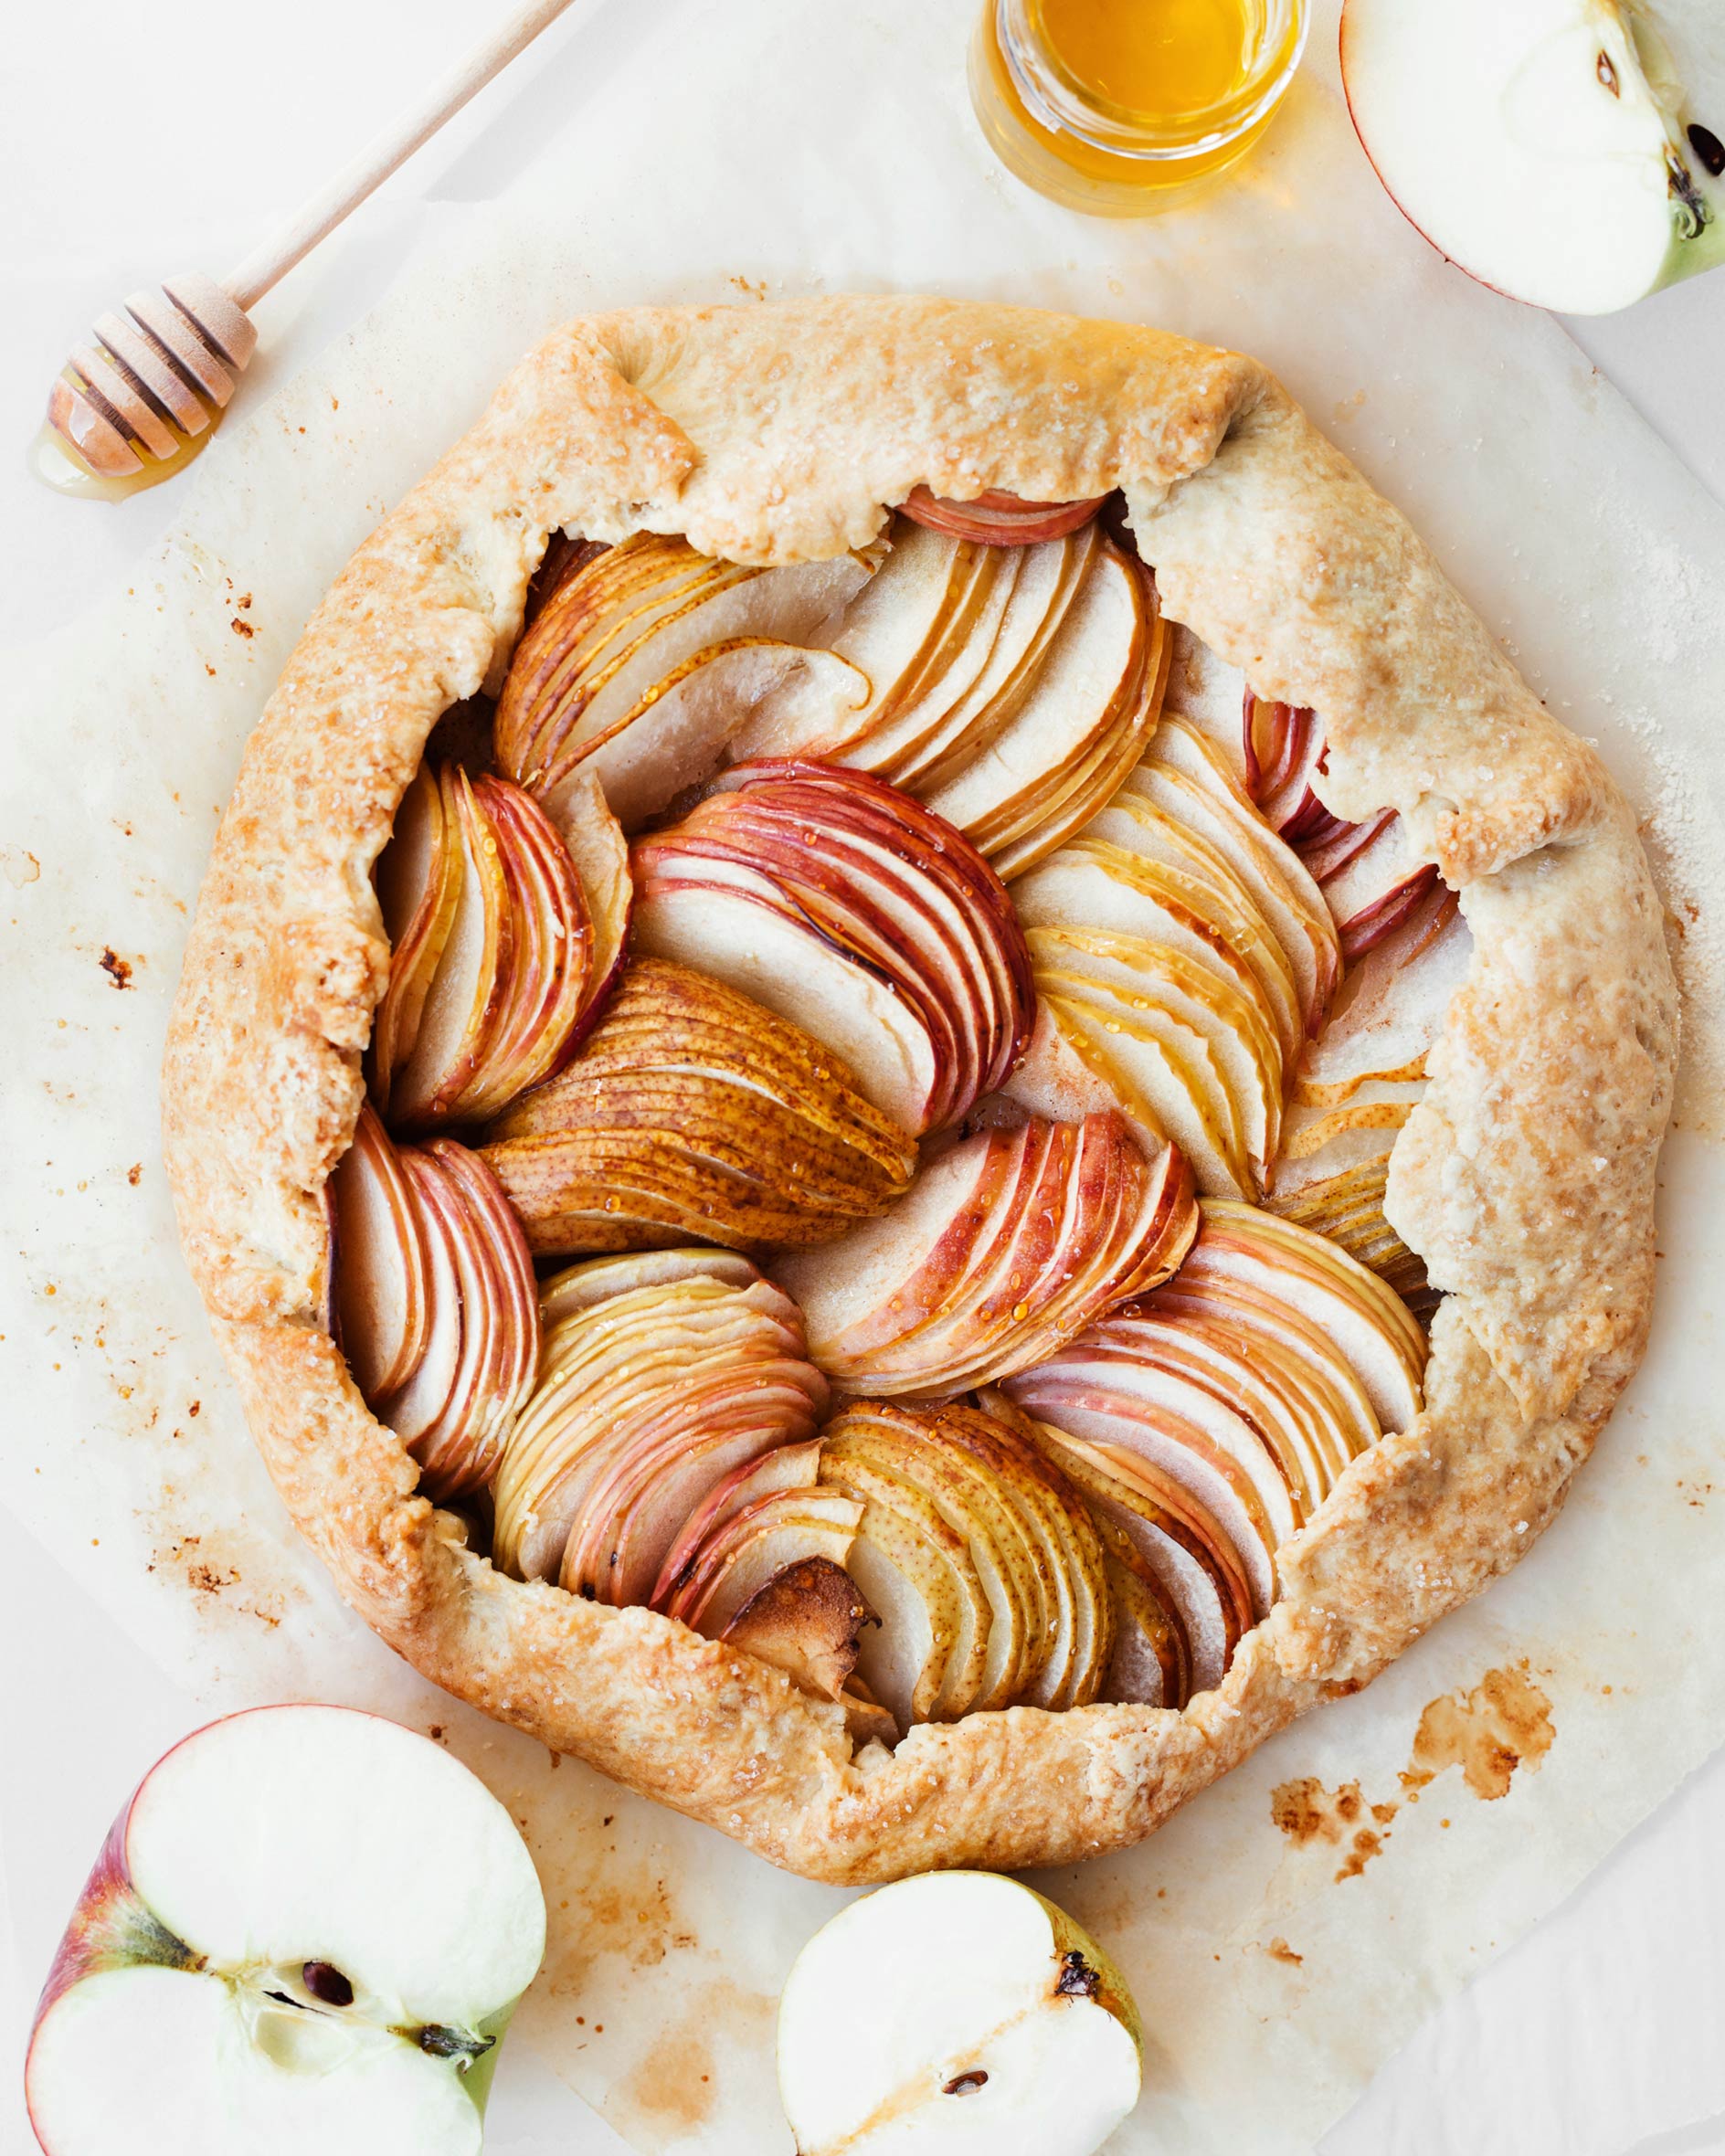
[970,0,1308,216]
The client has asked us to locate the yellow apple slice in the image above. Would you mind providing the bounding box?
[1038,980,1250,1200]
[370,766,462,1118]
[731,522,979,762]
[923,540,1148,848]
[893,525,1097,794]
[1072,802,1303,1064]
[1130,717,1340,1039]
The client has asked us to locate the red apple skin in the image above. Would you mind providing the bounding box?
[27,1803,201,2045]
[900,486,1108,545]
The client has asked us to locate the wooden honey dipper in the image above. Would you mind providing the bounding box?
[41,0,577,496]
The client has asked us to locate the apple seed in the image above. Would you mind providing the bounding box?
[942,2070,989,2095]
[302,1961,355,2007]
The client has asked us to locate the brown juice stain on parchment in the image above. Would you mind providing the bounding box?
[1271,1662,1555,1883]
[1401,1661,1555,1800]
[1269,1778,1398,1883]
[612,1979,772,2136]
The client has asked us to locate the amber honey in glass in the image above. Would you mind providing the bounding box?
[970,0,1308,216]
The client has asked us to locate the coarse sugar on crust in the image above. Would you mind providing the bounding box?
[163,297,1677,1883]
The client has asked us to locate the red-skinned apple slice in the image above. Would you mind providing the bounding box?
[1005,1378,1280,1616]
[633,762,1032,1135]
[1013,1419,1239,1698]
[900,485,1109,544]
[25,1706,545,2156]
[1180,1200,1425,1431]
[651,1437,826,1608]
[668,1489,865,1634]
[328,1100,429,1403]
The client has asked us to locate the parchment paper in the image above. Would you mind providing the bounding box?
[3,4,1722,2151]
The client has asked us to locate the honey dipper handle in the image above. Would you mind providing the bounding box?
[222,0,578,312]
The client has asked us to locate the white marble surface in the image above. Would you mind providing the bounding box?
[2,3,1722,2152]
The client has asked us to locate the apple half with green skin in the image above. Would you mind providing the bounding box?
[1341,0,1725,314]
[778,1871,1141,2156]
[25,1705,545,2156]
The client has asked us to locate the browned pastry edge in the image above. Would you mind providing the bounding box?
[162,297,1677,1883]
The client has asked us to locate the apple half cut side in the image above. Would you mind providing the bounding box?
[479,957,916,1254]
[25,1705,545,2156]
[777,1872,1142,2156]
[1340,0,1725,316]
[900,485,1110,544]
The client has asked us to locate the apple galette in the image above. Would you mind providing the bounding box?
[164,299,1676,1884]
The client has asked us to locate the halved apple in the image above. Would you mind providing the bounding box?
[1341,0,1725,316]
[495,531,873,830]
[775,1113,1198,1397]
[900,485,1109,544]
[25,1706,545,2156]
[632,761,1033,1135]
[777,1873,1142,2156]
[479,957,915,1254]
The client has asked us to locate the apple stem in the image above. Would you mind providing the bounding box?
[415,2024,496,2064]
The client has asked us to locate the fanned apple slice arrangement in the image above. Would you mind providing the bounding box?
[323,494,1463,1739]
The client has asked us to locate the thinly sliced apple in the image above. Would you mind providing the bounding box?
[1128,716,1340,1036]
[547,766,632,1042]
[1183,1200,1426,1432]
[1268,1153,1436,1316]
[371,766,461,1116]
[388,767,511,1128]
[900,485,1109,544]
[328,1101,429,1402]
[480,958,914,1253]
[923,541,1148,849]
[883,529,1093,793]
[722,1557,876,1704]
[731,522,979,763]
[633,763,1032,1135]
[670,1490,865,1634]
[497,532,873,818]
[492,1261,826,1585]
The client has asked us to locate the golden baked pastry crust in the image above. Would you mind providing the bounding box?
[162,297,1677,1884]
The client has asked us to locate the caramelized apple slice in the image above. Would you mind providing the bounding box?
[722,1557,875,1704]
